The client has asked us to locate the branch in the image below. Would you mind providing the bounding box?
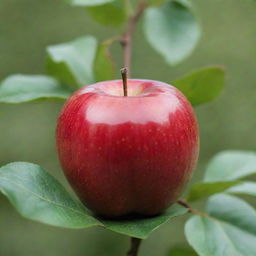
[121,1,148,76]
[127,237,142,256]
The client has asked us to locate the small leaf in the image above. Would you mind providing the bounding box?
[46,36,97,89]
[0,75,71,103]
[70,0,115,6]
[87,2,127,27]
[101,204,188,239]
[168,246,198,256]
[185,194,256,256]
[187,181,239,202]
[172,66,225,106]
[0,162,101,228]
[94,40,115,81]
[143,0,201,65]
[227,181,256,197]
[204,150,256,182]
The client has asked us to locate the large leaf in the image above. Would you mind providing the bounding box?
[173,66,225,106]
[204,150,256,182]
[0,162,101,228]
[94,40,115,81]
[227,181,256,197]
[70,0,115,6]
[187,181,239,202]
[46,36,97,89]
[87,2,127,27]
[187,150,256,202]
[0,75,71,103]
[101,204,188,239]
[144,0,201,65]
[185,194,256,256]
[207,194,256,233]
[0,162,188,238]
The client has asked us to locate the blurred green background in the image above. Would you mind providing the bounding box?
[1,0,256,255]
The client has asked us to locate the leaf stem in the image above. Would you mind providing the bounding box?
[127,237,142,256]
[177,199,212,218]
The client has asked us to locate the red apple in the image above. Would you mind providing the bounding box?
[56,79,199,217]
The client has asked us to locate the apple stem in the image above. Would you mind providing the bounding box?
[127,237,142,256]
[121,67,128,96]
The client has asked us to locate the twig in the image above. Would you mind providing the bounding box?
[127,237,142,256]
[120,0,148,76]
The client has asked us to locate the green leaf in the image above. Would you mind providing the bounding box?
[227,181,256,197]
[0,162,101,228]
[94,40,115,82]
[143,0,201,65]
[101,204,188,239]
[204,150,256,182]
[70,0,114,6]
[187,150,256,202]
[87,2,127,27]
[185,194,256,256]
[168,246,198,256]
[46,36,97,89]
[207,194,256,234]
[0,75,71,103]
[172,66,225,106]
[187,181,239,202]
[0,162,188,237]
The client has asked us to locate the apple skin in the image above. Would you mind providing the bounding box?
[56,79,199,217]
